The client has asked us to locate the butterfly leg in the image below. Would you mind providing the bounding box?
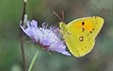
[59,29,63,35]
[63,38,67,43]
[68,32,71,35]
[62,32,71,43]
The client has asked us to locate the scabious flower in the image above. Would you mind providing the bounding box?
[20,20,71,56]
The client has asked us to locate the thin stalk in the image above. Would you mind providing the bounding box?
[20,0,27,71]
[28,49,40,71]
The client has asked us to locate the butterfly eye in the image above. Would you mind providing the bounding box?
[61,23,64,27]
[59,22,66,29]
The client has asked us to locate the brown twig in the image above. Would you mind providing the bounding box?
[20,0,27,71]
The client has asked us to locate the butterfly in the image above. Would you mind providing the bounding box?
[53,11,104,57]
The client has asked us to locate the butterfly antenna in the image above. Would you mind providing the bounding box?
[53,11,63,22]
[62,10,64,22]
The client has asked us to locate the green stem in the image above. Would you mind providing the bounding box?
[28,49,40,71]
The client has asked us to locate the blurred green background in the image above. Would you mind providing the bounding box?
[0,0,113,71]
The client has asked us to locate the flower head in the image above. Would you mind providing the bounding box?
[20,20,71,56]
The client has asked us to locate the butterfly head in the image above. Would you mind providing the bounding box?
[59,22,66,29]
[59,22,67,35]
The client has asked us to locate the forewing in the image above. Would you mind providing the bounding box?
[67,16,104,38]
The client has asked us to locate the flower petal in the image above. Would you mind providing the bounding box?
[20,23,35,43]
[30,20,38,28]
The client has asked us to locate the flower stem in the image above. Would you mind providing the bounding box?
[28,49,40,71]
[20,0,27,71]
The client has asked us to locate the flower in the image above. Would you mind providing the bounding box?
[20,20,71,56]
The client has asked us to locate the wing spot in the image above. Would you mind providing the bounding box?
[92,28,94,30]
[85,47,87,49]
[90,31,92,33]
[81,49,83,50]
[82,22,85,25]
[82,28,85,32]
[79,36,84,41]
[88,39,90,41]
[87,34,89,36]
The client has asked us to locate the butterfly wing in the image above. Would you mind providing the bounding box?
[67,16,104,38]
[65,26,95,57]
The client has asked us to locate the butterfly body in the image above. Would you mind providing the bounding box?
[59,16,104,57]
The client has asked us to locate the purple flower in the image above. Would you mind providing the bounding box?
[20,20,71,56]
